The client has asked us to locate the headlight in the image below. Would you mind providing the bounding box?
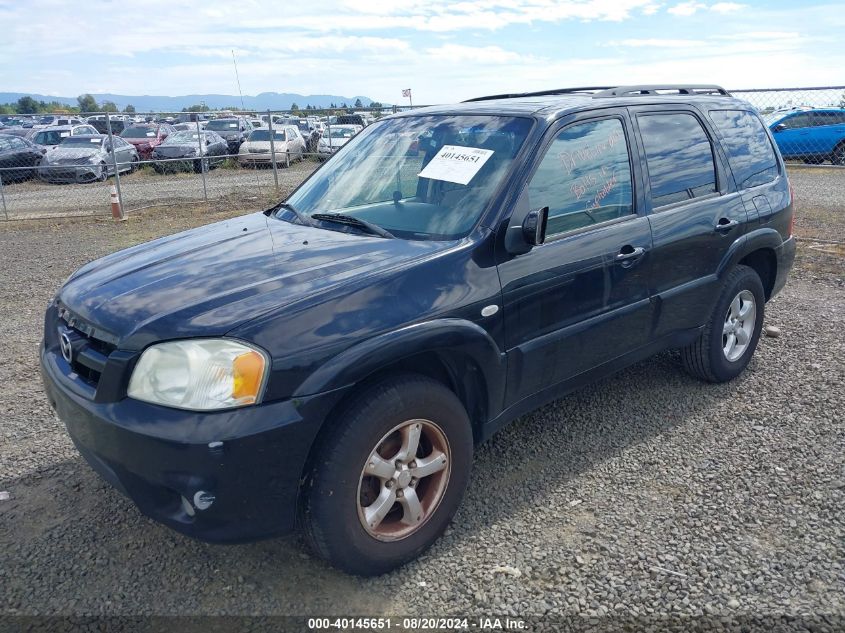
[128,339,268,410]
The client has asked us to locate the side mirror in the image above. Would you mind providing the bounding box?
[505,206,549,255]
[523,206,549,246]
[773,123,786,133]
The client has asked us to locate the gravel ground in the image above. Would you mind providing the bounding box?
[0,173,843,630]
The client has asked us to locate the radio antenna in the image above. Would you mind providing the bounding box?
[231,49,246,111]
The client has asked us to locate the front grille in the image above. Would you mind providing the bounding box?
[58,308,117,388]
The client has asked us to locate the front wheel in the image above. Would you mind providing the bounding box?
[300,375,473,576]
[831,143,845,166]
[97,163,108,181]
[681,264,765,383]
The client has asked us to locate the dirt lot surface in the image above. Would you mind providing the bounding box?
[0,168,842,629]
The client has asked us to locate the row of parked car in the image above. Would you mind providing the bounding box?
[0,113,365,184]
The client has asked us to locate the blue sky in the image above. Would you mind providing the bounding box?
[1,0,842,104]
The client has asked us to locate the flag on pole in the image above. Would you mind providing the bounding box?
[402,88,411,97]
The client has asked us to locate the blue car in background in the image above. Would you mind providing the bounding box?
[765,107,845,165]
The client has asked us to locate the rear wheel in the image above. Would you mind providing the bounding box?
[681,265,765,383]
[300,375,473,576]
[831,142,845,166]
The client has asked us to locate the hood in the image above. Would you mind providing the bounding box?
[58,212,451,350]
[153,144,199,157]
[124,136,158,146]
[213,129,240,138]
[47,147,101,161]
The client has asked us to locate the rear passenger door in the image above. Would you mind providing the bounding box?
[498,110,653,406]
[629,106,747,338]
[708,109,782,227]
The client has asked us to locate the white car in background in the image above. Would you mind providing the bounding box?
[237,126,306,167]
[317,124,358,158]
[30,124,100,152]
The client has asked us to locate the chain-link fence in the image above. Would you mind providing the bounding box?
[731,86,845,166]
[0,88,843,221]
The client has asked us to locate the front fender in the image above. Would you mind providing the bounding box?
[294,318,506,420]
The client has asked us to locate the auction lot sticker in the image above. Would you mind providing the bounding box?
[418,145,494,185]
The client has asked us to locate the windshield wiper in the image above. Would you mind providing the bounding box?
[311,213,395,239]
[275,202,314,227]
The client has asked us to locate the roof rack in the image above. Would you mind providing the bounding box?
[463,87,613,103]
[463,84,730,103]
[591,84,730,98]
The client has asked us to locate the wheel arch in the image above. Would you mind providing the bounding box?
[294,319,506,443]
[718,228,782,300]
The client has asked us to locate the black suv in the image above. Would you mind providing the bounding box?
[41,85,795,576]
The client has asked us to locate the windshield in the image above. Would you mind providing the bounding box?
[326,127,356,139]
[282,114,532,240]
[164,131,201,144]
[248,129,285,141]
[34,130,68,145]
[206,120,239,130]
[122,127,157,138]
[60,137,103,148]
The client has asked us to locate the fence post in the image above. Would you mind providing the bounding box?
[104,112,125,219]
[267,111,280,192]
[0,175,7,221]
[196,119,209,203]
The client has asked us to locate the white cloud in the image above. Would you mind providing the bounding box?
[616,38,705,47]
[641,3,663,15]
[667,2,706,16]
[710,2,745,13]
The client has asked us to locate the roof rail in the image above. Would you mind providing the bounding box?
[592,84,731,98]
[463,87,613,103]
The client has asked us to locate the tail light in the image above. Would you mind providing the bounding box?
[787,182,795,238]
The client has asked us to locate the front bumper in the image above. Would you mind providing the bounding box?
[38,164,99,183]
[40,339,340,543]
[771,235,796,299]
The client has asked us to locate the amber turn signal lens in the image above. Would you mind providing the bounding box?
[232,350,266,404]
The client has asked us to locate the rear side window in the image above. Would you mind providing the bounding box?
[638,112,717,208]
[526,118,634,235]
[709,110,778,189]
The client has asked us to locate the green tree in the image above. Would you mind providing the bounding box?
[101,101,118,112]
[370,101,382,110]
[16,96,40,114]
[125,104,136,113]
[354,98,363,108]
[290,102,299,111]
[77,93,99,113]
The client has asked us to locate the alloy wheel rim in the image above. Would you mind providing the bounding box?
[722,289,756,362]
[357,419,451,541]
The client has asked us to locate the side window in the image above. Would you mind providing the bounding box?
[782,113,811,130]
[709,110,778,189]
[526,118,634,235]
[638,112,717,208]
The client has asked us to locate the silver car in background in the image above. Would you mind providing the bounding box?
[238,126,305,167]
[317,124,358,159]
[38,135,138,183]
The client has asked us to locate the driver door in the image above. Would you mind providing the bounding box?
[498,111,653,406]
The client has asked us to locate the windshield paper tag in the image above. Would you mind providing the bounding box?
[418,145,494,185]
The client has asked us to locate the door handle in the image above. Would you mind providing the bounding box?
[615,245,645,265]
[715,218,740,232]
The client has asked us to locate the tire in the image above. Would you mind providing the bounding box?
[831,142,845,166]
[130,156,139,173]
[681,264,765,383]
[193,158,208,174]
[300,374,473,576]
[97,163,108,181]
[285,151,290,168]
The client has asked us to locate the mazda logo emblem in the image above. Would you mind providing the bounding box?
[60,331,73,363]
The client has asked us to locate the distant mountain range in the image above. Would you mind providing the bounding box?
[0,92,378,112]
